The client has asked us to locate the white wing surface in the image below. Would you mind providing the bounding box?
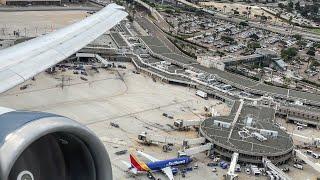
[161,167,174,180]
[0,3,127,93]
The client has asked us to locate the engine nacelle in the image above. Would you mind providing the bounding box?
[0,109,112,180]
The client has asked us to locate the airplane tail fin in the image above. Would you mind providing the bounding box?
[130,154,150,172]
[130,154,142,170]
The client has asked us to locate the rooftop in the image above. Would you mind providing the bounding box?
[201,103,293,155]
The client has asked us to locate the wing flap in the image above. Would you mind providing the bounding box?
[0,69,24,93]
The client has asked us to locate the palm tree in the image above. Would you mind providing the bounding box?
[275,11,281,25]
[248,7,252,18]
[289,16,294,34]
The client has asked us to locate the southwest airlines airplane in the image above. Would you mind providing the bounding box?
[123,151,192,180]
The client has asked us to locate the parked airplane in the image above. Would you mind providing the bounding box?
[122,151,192,180]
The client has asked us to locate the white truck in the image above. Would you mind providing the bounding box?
[196,90,208,99]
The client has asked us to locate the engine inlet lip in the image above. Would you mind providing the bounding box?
[0,115,112,180]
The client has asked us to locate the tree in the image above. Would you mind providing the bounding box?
[278,3,285,9]
[249,33,259,40]
[281,47,298,61]
[275,11,281,24]
[314,43,320,48]
[295,1,301,11]
[297,40,307,47]
[287,0,294,12]
[248,42,261,49]
[239,21,249,26]
[307,47,316,56]
[221,35,236,44]
[292,34,302,40]
[288,16,294,33]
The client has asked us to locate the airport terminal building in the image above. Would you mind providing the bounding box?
[200,102,294,165]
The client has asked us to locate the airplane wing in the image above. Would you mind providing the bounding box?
[137,151,160,162]
[161,167,174,180]
[137,151,174,180]
[0,3,127,93]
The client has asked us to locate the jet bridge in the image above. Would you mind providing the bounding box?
[262,158,292,180]
[174,119,203,130]
[76,53,111,67]
[138,132,206,147]
[182,137,206,148]
[226,152,239,180]
[138,132,181,145]
[178,143,213,157]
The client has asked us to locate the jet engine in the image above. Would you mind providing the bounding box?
[0,108,112,180]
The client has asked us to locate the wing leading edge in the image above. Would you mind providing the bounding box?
[0,3,127,93]
[161,166,174,180]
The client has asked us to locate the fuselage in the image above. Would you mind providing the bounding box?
[146,156,192,171]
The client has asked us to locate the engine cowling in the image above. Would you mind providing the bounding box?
[0,109,112,180]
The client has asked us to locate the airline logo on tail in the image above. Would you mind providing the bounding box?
[130,154,151,172]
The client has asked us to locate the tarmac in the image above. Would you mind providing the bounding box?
[0,10,87,38]
[0,63,318,179]
[0,63,227,179]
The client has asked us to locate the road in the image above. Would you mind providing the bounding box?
[135,13,184,55]
[177,0,320,42]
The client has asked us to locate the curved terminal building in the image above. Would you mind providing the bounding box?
[200,101,294,165]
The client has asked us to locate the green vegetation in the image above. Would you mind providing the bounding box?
[278,3,285,9]
[221,35,236,44]
[249,33,259,40]
[292,34,302,40]
[247,42,261,50]
[287,0,294,12]
[314,42,320,48]
[215,50,225,57]
[278,0,320,23]
[281,47,298,61]
[297,40,307,47]
[310,59,320,67]
[239,21,249,27]
[307,47,316,56]
[312,29,320,35]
